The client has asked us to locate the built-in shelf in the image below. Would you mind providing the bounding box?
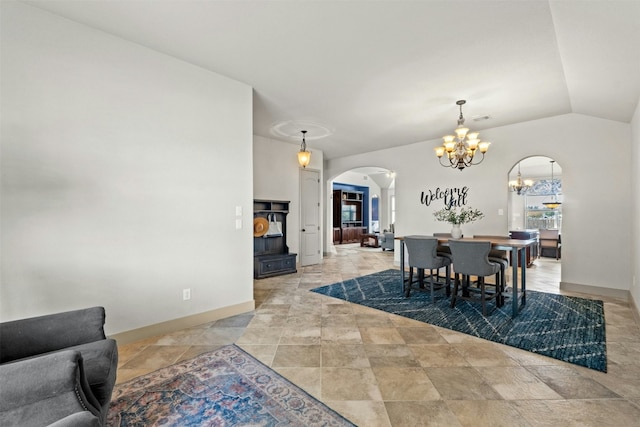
[254,199,296,279]
[332,190,367,244]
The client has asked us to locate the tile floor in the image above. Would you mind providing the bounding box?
[116,245,640,426]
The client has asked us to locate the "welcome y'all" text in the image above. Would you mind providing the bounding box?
[420,186,469,210]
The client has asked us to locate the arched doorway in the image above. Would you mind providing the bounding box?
[508,156,562,291]
[508,156,562,232]
[330,167,395,247]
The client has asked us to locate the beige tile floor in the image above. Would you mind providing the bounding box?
[117,245,640,426]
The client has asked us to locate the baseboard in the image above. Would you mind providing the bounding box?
[630,294,640,327]
[559,281,629,301]
[109,300,255,345]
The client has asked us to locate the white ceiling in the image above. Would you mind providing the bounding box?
[24,0,640,160]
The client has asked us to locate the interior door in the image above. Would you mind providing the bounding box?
[300,169,320,266]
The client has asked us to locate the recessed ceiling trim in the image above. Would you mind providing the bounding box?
[271,120,333,141]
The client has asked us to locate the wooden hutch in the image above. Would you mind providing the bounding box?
[253,199,297,279]
[332,189,367,244]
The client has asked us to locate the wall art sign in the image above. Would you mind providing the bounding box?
[420,186,469,210]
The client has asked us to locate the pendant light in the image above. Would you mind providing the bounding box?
[542,160,562,209]
[297,130,311,168]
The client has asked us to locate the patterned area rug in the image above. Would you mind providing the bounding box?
[312,269,607,372]
[107,344,355,426]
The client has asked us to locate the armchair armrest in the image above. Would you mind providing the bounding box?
[0,350,101,426]
[0,307,107,363]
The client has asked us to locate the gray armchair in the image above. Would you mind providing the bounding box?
[0,307,118,426]
[380,232,394,251]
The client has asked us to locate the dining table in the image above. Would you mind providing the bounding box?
[396,236,538,317]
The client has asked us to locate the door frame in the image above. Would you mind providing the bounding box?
[299,168,322,266]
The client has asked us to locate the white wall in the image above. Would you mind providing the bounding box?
[631,98,640,310]
[327,113,633,295]
[0,2,254,334]
[253,135,323,259]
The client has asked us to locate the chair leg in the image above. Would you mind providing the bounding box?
[445,264,451,297]
[496,267,505,307]
[450,273,460,308]
[429,268,435,303]
[478,276,487,316]
[462,275,470,298]
[406,267,413,297]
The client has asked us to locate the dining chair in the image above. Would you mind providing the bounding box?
[448,240,503,315]
[473,234,510,299]
[433,232,455,259]
[432,233,456,283]
[539,229,561,259]
[403,236,451,301]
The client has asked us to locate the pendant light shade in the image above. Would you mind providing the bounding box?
[297,130,311,168]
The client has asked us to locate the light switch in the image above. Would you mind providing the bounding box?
[498,209,504,216]
[235,206,242,216]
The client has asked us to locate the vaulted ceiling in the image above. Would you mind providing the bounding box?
[25,0,640,159]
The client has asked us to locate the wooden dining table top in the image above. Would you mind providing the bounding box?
[396,235,537,249]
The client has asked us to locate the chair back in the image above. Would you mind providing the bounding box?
[539,229,560,247]
[404,235,440,269]
[448,240,497,276]
[539,229,559,240]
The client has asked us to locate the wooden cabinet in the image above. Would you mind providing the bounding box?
[332,190,366,244]
[341,226,368,244]
[254,199,297,279]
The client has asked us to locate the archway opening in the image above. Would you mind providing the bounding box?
[508,156,562,291]
[330,167,395,246]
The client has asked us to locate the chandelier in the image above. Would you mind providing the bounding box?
[542,160,562,209]
[509,162,533,195]
[434,100,491,171]
[297,130,311,168]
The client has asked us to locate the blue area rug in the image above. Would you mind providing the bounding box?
[107,344,355,426]
[311,269,607,372]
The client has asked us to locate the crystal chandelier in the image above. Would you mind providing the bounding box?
[434,100,491,171]
[297,130,311,168]
[509,162,533,195]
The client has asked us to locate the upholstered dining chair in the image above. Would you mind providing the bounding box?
[403,235,451,302]
[539,229,561,259]
[433,232,455,259]
[474,234,510,298]
[448,240,503,315]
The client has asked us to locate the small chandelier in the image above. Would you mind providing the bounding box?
[509,162,533,195]
[542,160,562,209]
[434,100,491,171]
[297,130,311,168]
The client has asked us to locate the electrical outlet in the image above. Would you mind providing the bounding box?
[183,288,191,301]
